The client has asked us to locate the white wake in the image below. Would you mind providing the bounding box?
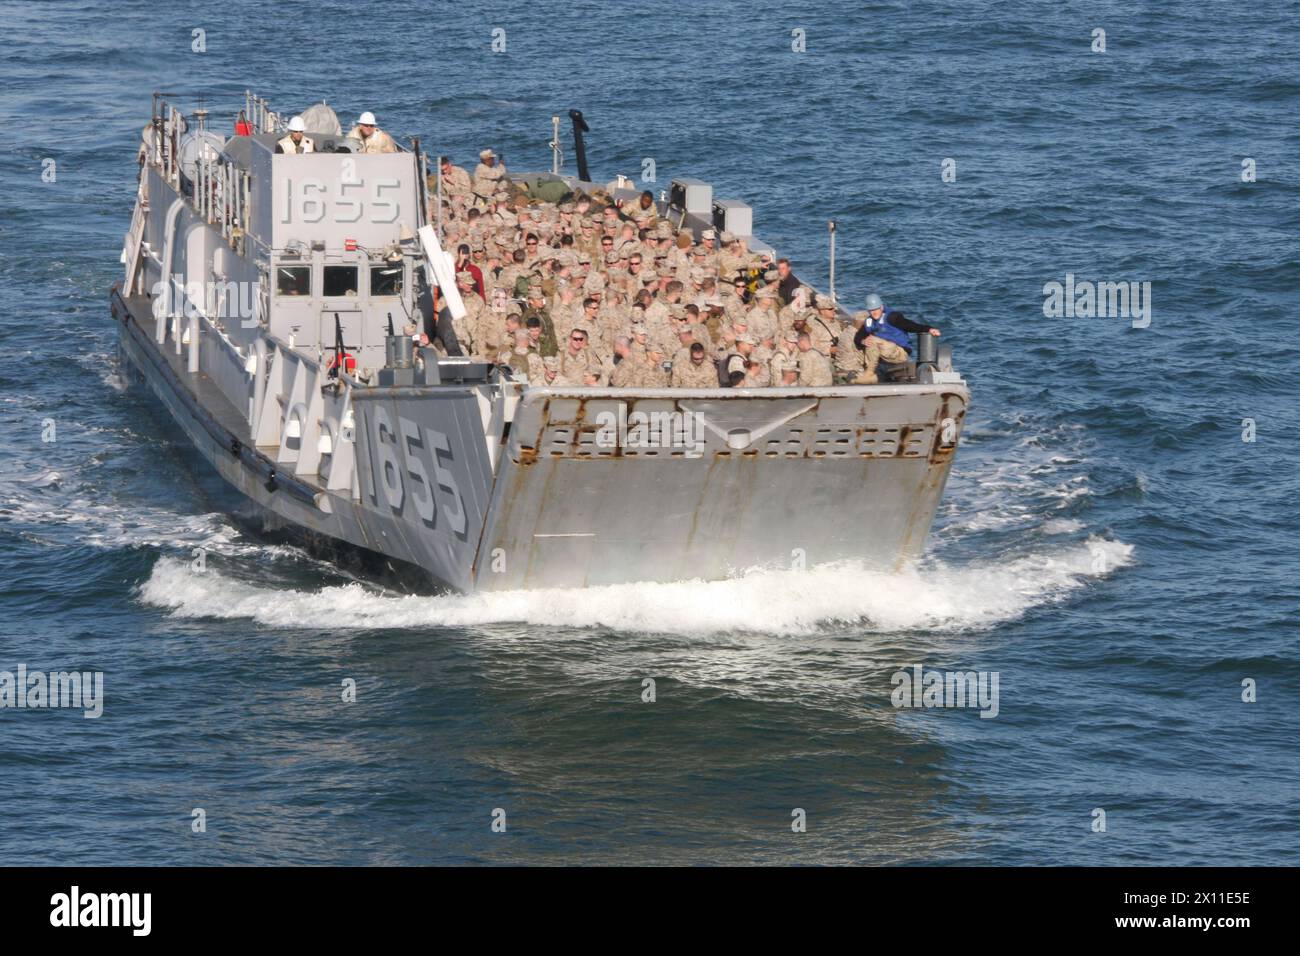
[137,537,1134,637]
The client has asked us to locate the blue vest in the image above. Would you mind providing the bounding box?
[868,310,912,352]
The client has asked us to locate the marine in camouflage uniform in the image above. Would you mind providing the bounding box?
[747,287,782,344]
[717,231,748,282]
[437,157,473,202]
[742,357,771,388]
[795,336,834,387]
[543,354,581,387]
[671,345,720,388]
[835,311,869,383]
[607,338,638,388]
[769,330,800,384]
[502,331,537,378]
[635,347,671,388]
[804,294,840,356]
[627,324,651,361]
[777,286,811,335]
[550,286,584,344]
[520,288,558,357]
[619,190,658,224]
[472,148,508,208]
[452,271,485,355]
[559,331,605,385]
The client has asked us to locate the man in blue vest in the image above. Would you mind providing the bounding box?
[852,293,941,384]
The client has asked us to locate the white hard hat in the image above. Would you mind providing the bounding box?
[287,116,306,132]
[358,111,377,126]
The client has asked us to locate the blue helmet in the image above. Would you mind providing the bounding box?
[864,293,884,311]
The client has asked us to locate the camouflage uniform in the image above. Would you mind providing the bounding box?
[718,252,747,283]
[643,314,676,355]
[777,301,808,337]
[521,303,559,357]
[806,313,839,356]
[504,341,536,378]
[552,301,585,345]
[468,305,508,361]
[643,296,671,328]
[472,154,508,207]
[685,320,714,353]
[524,349,546,382]
[743,362,771,387]
[671,356,720,388]
[796,348,833,387]
[560,346,605,385]
[441,163,473,200]
[859,336,910,384]
[769,355,790,384]
[836,318,867,382]
[457,287,488,355]
[747,295,781,343]
[619,197,657,224]
[496,262,524,298]
[634,355,671,388]
[611,356,647,390]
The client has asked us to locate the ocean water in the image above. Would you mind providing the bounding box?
[0,0,1297,865]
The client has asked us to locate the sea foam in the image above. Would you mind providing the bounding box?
[137,537,1135,637]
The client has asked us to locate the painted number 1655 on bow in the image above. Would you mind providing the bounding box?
[366,406,466,536]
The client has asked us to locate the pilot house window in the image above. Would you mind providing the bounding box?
[276,266,311,297]
[370,265,403,297]
[323,265,359,297]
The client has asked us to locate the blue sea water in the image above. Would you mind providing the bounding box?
[0,0,1297,865]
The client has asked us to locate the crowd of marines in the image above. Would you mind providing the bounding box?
[270,109,941,388]
[423,146,941,388]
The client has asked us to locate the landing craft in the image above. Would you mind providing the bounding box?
[111,91,968,591]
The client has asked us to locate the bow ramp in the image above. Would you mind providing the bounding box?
[471,384,968,590]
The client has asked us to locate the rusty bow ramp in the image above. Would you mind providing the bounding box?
[471,384,968,590]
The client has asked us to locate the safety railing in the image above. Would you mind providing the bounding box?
[191,149,252,255]
[146,93,271,260]
[243,90,280,133]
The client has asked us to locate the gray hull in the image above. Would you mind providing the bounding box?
[114,287,966,591]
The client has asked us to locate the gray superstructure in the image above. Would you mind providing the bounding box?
[111,92,969,592]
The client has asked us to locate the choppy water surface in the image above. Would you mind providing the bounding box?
[0,0,1296,864]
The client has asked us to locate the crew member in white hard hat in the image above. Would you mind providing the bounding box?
[275,116,315,154]
[345,111,397,154]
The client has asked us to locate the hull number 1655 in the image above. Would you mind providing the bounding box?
[367,406,466,535]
